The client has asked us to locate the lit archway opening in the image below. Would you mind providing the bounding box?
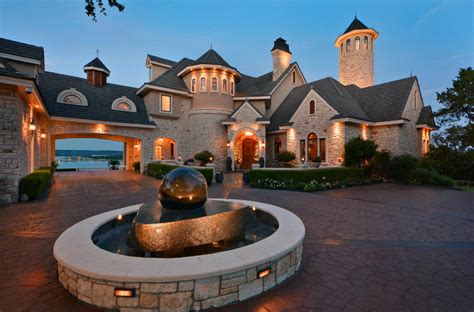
[234,130,259,170]
[154,137,176,160]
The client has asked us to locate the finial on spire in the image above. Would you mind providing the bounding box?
[210,43,213,49]
[410,69,412,77]
[96,49,99,58]
[355,11,357,18]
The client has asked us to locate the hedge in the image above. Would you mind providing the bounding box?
[147,162,213,185]
[249,167,362,185]
[19,167,53,200]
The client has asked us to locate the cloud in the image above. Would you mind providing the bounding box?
[415,1,448,26]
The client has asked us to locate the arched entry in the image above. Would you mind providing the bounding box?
[154,137,177,160]
[234,130,259,170]
[50,133,142,171]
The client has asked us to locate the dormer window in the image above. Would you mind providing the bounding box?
[191,78,196,93]
[161,94,172,113]
[111,96,137,112]
[211,77,218,92]
[200,76,206,92]
[57,88,88,106]
[223,79,228,93]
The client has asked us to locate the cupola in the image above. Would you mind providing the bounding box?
[271,38,292,81]
[83,57,110,87]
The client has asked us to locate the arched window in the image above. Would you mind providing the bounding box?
[230,81,234,95]
[211,77,218,92]
[346,39,351,52]
[222,78,228,93]
[191,78,196,93]
[309,100,315,115]
[57,88,88,106]
[307,133,318,162]
[200,76,206,91]
[364,36,368,50]
[274,137,282,158]
[111,96,137,112]
[370,37,373,50]
[355,36,360,50]
[341,43,344,55]
[292,70,296,84]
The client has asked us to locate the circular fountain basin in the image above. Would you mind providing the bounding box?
[54,199,305,311]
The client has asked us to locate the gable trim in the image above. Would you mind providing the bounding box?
[136,84,192,96]
[269,63,307,95]
[0,52,42,65]
[230,100,264,119]
[288,89,339,123]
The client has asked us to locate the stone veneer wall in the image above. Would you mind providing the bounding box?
[58,244,302,312]
[0,88,41,204]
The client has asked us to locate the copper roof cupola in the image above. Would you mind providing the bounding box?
[83,57,110,87]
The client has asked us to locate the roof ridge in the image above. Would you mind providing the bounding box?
[42,71,139,90]
[362,76,417,89]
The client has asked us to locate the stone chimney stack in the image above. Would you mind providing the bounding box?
[271,38,291,81]
[83,57,110,87]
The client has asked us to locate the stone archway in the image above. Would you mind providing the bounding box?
[50,133,142,171]
[153,137,177,161]
[233,130,259,170]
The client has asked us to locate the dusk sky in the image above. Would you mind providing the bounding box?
[1,0,473,150]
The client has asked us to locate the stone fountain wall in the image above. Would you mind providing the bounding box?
[57,244,302,311]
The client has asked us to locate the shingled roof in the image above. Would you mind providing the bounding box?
[343,17,369,34]
[145,58,194,92]
[147,54,177,67]
[417,106,437,127]
[84,57,110,75]
[37,71,155,127]
[269,76,419,131]
[192,49,235,69]
[0,38,44,62]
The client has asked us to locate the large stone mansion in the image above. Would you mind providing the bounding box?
[0,17,437,204]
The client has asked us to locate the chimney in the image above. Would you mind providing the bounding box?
[83,57,110,87]
[271,38,292,81]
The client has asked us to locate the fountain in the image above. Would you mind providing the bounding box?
[54,167,305,311]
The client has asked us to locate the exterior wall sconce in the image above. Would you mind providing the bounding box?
[301,157,305,162]
[261,141,265,148]
[226,141,230,148]
[134,143,140,148]
[244,131,253,136]
[40,130,46,138]
[28,119,36,132]
[114,287,136,297]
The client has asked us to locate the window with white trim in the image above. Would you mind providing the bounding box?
[57,88,88,106]
[161,94,172,112]
[111,96,137,112]
[223,78,228,93]
[200,76,206,92]
[211,77,218,92]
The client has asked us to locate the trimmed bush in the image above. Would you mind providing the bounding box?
[367,150,391,178]
[19,170,51,200]
[389,154,419,182]
[276,151,296,167]
[194,150,215,166]
[412,168,455,187]
[249,167,362,186]
[147,162,213,185]
[344,136,378,167]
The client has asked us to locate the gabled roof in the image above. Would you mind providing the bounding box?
[269,76,419,131]
[343,17,369,34]
[145,58,194,92]
[147,54,177,67]
[83,57,110,75]
[269,77,369,131]
[347,76,417,122]
[192,49,235,69]
[417,106,437,127]
[37,71,155,127]
[230,101,264,119]
[0,38,44,62]
[236,62,303,97]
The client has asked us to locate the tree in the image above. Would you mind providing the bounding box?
[344,137,378,167]
[85,0,125,21]
[432,123,474,152]
[435,67,473,124]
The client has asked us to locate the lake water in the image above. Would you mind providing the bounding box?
[56,157,123,169]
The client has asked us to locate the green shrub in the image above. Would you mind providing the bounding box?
[276,151,296,167]
[249,167,362,186]
[389,154,419,182]
[19,171,51,200]
[147,162,213,185]
[344,136,378,167]
[368,150,391,178]
[413,168,454,187]
[194,150,215,166]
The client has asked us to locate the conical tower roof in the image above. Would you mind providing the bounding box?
[343,17,370,34]
[83,57,110,75]
[192,49,234,69]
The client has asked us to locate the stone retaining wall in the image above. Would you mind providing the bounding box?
[57,244,302,311]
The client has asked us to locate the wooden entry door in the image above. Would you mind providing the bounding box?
[241,138,256,169]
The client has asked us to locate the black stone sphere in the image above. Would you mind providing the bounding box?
[158,167,208,210]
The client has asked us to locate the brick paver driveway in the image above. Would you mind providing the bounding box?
[0,171,473,311]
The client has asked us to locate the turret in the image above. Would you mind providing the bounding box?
[335,17,378,88]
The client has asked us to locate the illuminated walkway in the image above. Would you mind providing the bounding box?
[0,171,473,311]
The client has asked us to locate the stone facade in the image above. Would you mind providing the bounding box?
[57,244,303,311]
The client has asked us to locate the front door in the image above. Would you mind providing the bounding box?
[241,138,256,169]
